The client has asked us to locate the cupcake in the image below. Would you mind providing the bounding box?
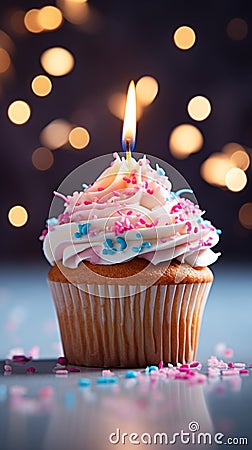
[41,152,221,367]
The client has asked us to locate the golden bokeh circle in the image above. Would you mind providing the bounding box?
[8,205,28,227]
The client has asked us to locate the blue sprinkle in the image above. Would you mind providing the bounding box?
[116,237,127,251]
[102,249,109,255]
[145,366,150,374]
[132,246,142,253]
[197,219,202,224]
[149,365,158,371]
[104,239,114,248]
[125,370,138,379]
[74,232,82,238]
[96,377,118,384]
[216,229,222,234]
[175,188,193,197]
[142,241,151,248]
[170,192,177,200]
[82,183,88,190]
[78,378,91,387]
[107,249,117,255]
[155,163,166,176]
[46,217,58,226]
[136,232,142,239]
[80,223,91,235]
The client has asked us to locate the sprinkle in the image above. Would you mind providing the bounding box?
[55,369,68,375]
[53,191,70,204]
[78,378,91,387]
[26,367,36,374]
[46,217,58,226]
[104,239,113,248]
[68,367,80,372]
[228,362,234,368]
[82,183,88,189]
[12,355,31,362]
[132,246,142,253]
[158,361,164,369]
[240,369,249,375]
[149,365,158,372]
[233,363,246,368]
[142,241,151,248]
[4,365,12,372]
[216,229,222,234]
[160,238,167,243]
[75,223,91,238]
[96,377,118,384]
[136,232,142,238]
[102,370,115,377]
[140,218,146,224]
[127,210,133,215]
[194,227,199,233]
[147,188,154,195]
[222,369,240,376]
[112,190,120,196]
[97,187,104,191]
[125,370,138,379]
[116,237,127,251]
[57,356,68,365]
[123,177,131,183]
[84,200,92,205]
[175,188,193,197]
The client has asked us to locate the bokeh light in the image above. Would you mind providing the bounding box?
[222,142,244,155]
[225,167,247,192]
[169,124,203,159]
[239,203,252,229]
[136,76,159,106]
[40,119,72,149]
[0,48,11,74]
[57,0,89,25]
[38,6,63,31]
[187,95,211,121]
[200,153,235,186]
[0,30,15,54]
[40,47,75,76]
[24,9,44,34]
[227,18,248,41]
[31,75,52,97]
[32,147,54,171]
[230,149,250,171]
[69,127,90,149]
[8,205,28,227]
[7,100,31,125]
[173,26,196,50]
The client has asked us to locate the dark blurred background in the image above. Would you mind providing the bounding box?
[1,0,252,263]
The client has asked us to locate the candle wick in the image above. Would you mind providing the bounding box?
[125,139,131,160]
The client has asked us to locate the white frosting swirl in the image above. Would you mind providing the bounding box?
[42,153,221,268]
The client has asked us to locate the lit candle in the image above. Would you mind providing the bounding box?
[122,80,137,160]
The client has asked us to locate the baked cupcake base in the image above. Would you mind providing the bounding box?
[48,260,213,367]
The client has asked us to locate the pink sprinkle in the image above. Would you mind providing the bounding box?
[102,369,115,377]
[240,369,249,375]
[112,190,120,197]
[124,217,131,228]
[140,218,146,224]
[228,362,234,368]
[127,210,133,215]
[147,188,154,195]
[113,152,119,158]
[145,223,153,228]
[84,200,92,205]
[135,222,141,227]
[123,177,131,183]
[75,202,81,206]
[194,227,198,233]
[26,367,36,374]
[98,187,104,191]
[68,367,80,372]
[190,361,200,368]
[57,356,68,365]
[160,238,167,243]
[53,191,70,204]
[234,363,246,368]
[222,369,240,376]
[12,355,31,362]
[55,369,68,375]
[139,161,143,166]
[180,364,189,368]
[4,364,12,372]
[158,361,163,369]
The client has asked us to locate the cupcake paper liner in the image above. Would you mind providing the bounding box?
[48,280,212,367]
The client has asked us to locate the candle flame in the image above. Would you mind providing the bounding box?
[122,80,136,154]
